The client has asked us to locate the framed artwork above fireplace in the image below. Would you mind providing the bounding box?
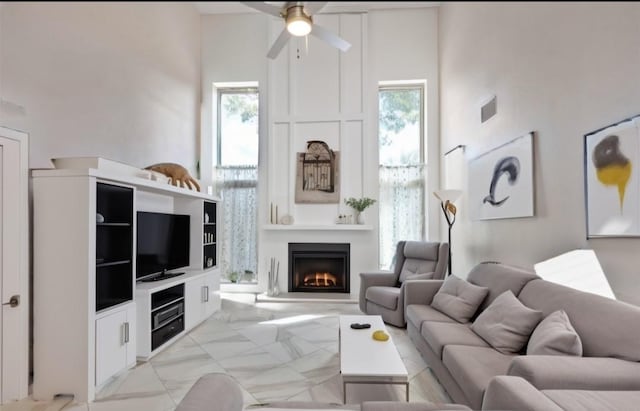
[295,140,340,204]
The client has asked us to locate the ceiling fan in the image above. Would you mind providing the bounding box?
[241,2,352,59]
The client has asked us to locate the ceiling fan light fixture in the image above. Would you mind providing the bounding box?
[286,6,312,37]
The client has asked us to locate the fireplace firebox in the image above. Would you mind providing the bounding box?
[288,243,350,293]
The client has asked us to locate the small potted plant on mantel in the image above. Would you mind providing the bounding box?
[345,197,376,224]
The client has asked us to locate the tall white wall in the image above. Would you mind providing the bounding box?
[201,7,439,294]
[369,8,440,241]
[439,2,640,304]
[0,2,201,171]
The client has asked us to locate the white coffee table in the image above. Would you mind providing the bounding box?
[339,315,409,403]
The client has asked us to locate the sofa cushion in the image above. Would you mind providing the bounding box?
[442,345,517,409]
[398,242,440,283]
[471,290,543,354]
[421,321,490,358]
[365,286,400,310]
[399,260,437,283]
[406,304,457,331]
[467,262,538,312]
[518,278,640,362]
[527,310,582,356]
[431,275,488,323]
[405,272,435,281]
[542,390,640,411]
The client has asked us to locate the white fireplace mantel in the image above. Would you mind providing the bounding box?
[262,224,373,231]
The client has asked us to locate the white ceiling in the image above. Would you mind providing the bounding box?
[194,2,440,15]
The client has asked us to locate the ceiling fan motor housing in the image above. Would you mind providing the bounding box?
[285,4,313,36]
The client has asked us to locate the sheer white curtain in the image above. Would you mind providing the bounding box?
[379,164,425,269]
[215,165,258,282]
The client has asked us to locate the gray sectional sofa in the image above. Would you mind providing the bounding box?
[404,261,640,410]
[483,375,640,411]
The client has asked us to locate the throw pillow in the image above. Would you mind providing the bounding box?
[431,275,489,323]
[471,290,543,354]
[526,310,583,356]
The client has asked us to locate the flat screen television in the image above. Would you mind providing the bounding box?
[136,211,190,281]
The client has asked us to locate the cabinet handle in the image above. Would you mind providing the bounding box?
[201,285,209,303]
[124,322,130,344]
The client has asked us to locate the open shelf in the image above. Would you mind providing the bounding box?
[96,182,134,313]
[96,259,131,268]
[203,201,217,269]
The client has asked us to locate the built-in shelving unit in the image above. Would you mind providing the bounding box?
[32,162,221,402]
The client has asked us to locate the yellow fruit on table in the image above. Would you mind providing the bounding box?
[372,330,389,341]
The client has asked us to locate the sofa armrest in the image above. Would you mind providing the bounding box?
[403,279,444,306]
[360,271,398,287]
[508,356,640,390]
[359,271,398,312]
[482,376,564,411]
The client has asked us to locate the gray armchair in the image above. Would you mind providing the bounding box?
[359,241,449,327]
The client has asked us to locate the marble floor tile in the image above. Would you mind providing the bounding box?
[218,348,283,381]
[259,335,321,363]
[95,362,166,401]
[285,374,343,404]
[402,351,429,379]
[152,352,225,386]
[409,368,451,404]
[199,339,258,361]
[236,323,291,346]
[344,381,407,404]
[20,294,450,410]
[293,325,339,346]
[239,365,313,402]
[286,349,339,384]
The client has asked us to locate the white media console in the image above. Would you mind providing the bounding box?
[32,163,220,402]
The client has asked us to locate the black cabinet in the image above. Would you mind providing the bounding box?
[203,201,217,269]
[96,182,134,312]
[150,284,185,351]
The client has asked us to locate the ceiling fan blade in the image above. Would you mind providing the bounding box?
[310,23,351,52]
[267,28,292,59]
[241,2,283,18]
[303,2,328,16]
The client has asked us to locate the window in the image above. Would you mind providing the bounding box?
[378,83,426,269]
[215,87,259,284]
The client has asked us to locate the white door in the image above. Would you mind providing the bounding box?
[0,128,29,403]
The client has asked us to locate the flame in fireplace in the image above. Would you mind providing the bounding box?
[302,272,338,287]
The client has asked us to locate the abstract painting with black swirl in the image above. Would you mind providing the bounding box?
[468,133,535,220]
[585,115,640,237]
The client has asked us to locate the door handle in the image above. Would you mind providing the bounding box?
[204,286,209,302]
[2,295,19,308]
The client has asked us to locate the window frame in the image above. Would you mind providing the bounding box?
[216,86,259,166]
[378,83,425,166]
[377,82,427,269]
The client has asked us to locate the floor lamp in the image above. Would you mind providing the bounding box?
[433,190,463,276]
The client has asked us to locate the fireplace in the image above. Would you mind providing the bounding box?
[288,243,350,293]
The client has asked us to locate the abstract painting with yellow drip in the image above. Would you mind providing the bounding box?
[585,114,640,237]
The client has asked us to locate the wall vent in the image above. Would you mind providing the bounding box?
[481,96,497,123]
